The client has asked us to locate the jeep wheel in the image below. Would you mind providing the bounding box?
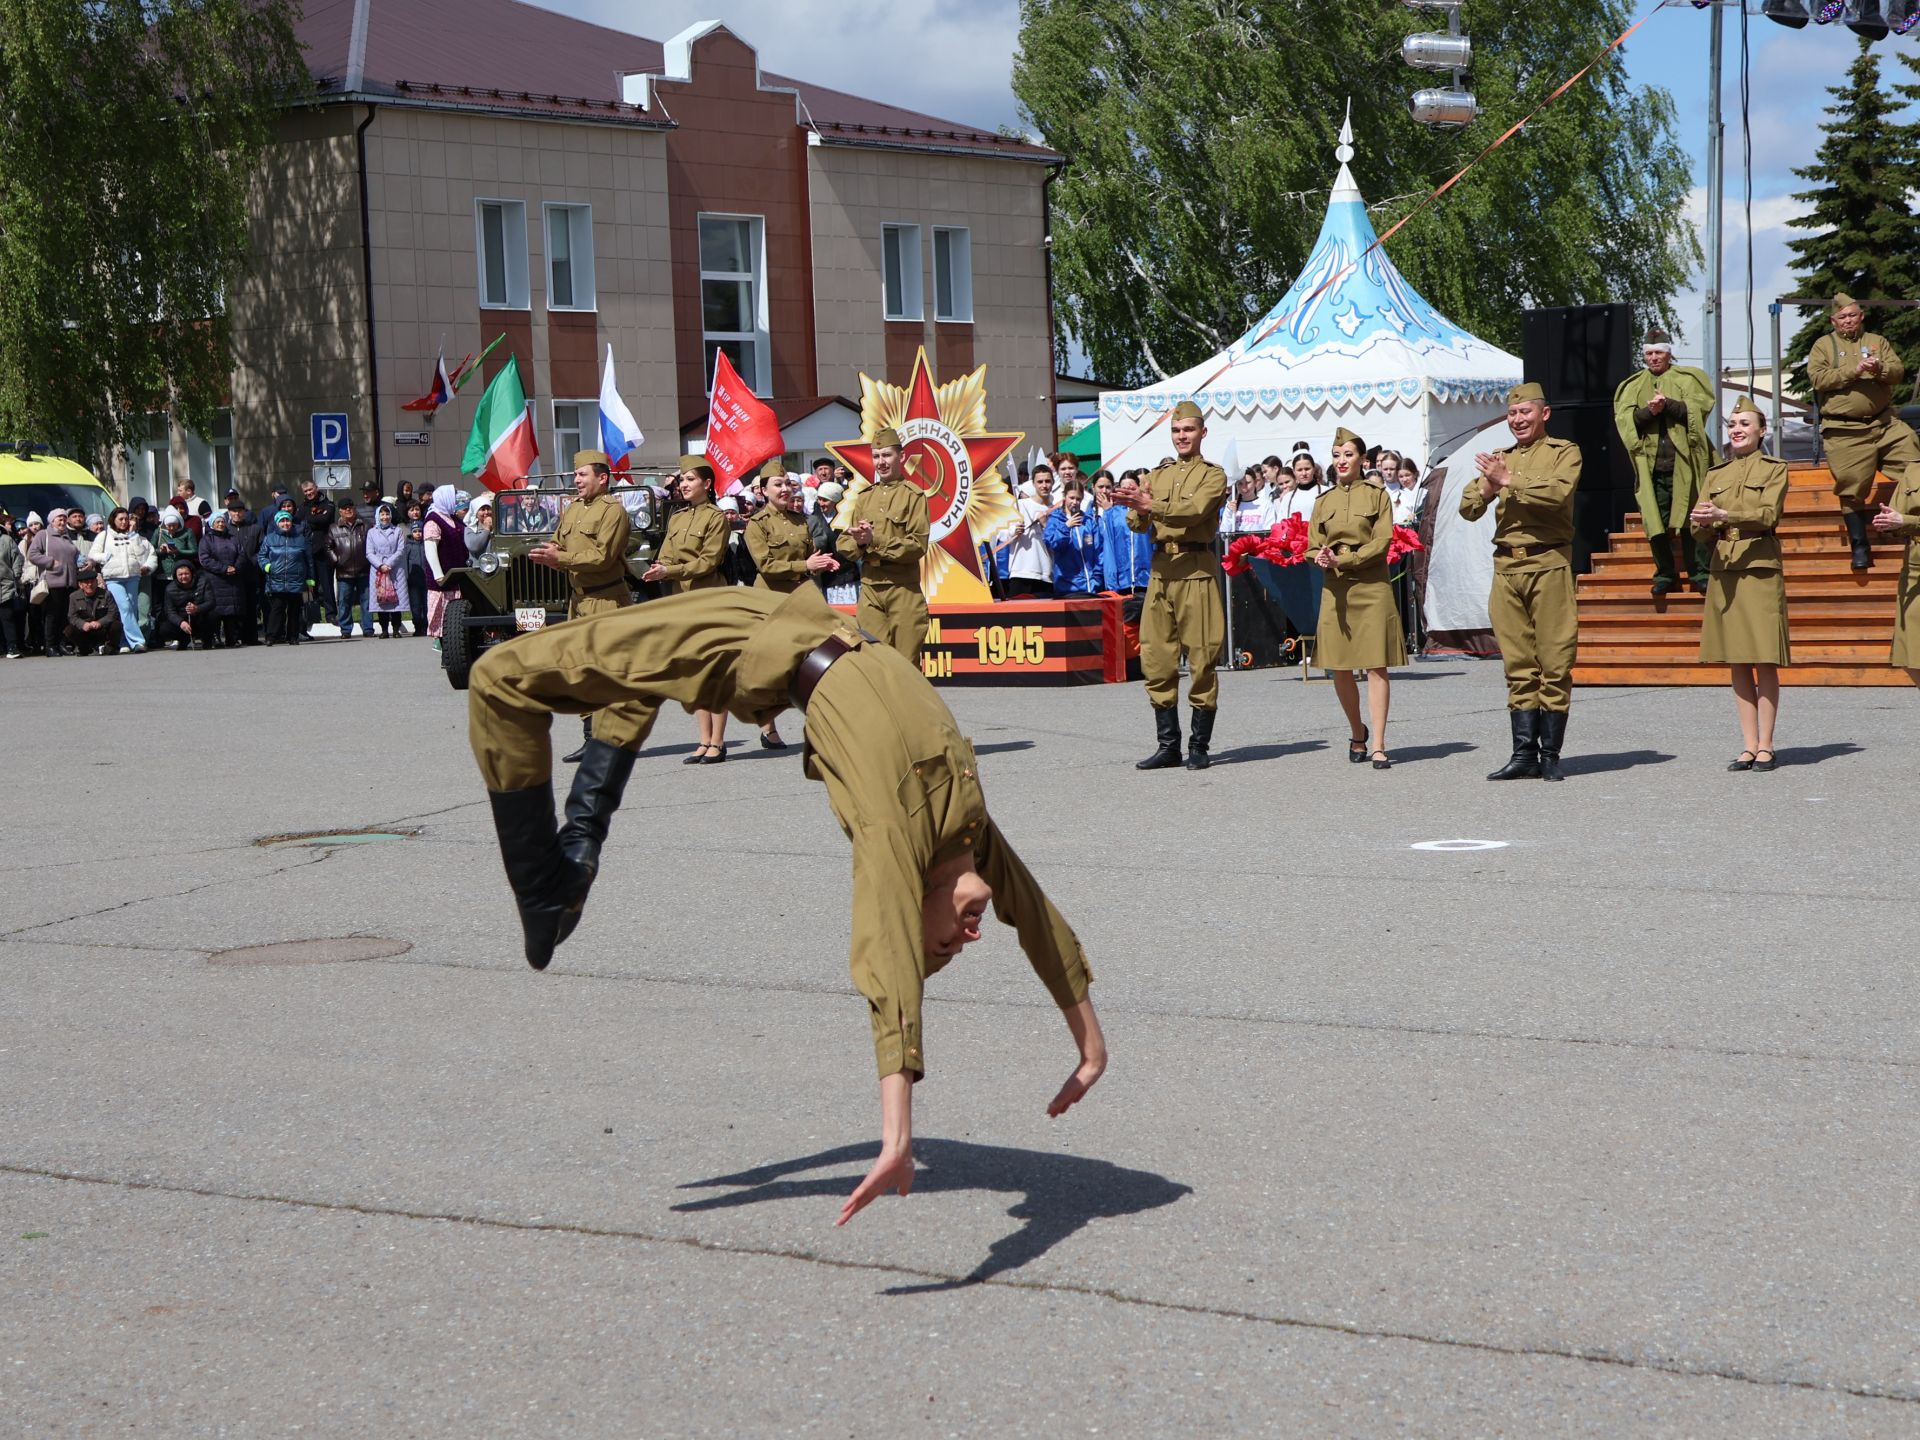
[441,596,475,690]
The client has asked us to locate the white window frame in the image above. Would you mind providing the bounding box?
[184,409,234,495]
[543,203,596,312]
[881,222,923,322]
[475,198,530,310]
[551,399,599,464]
[698,212,770,396]
[933,226,973,323]
[125,412,172,505]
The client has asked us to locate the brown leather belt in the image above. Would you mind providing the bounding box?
[1161,542,1211,555]
[1733,525,1775,538]
[1494,541,1566,558]
[789,633,857,712]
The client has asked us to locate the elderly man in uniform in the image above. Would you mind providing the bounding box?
[836,427,929,661]
[1807,292,1919,571]
[467,584,1108,1224]
[1110,400,1228,771]
[1462,383,1583,782]
[528,449,634,763]
[1613,326,1714,596]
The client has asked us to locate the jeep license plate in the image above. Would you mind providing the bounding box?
[514,607,547,633]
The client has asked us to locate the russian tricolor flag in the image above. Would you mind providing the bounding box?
[599,344,644,472]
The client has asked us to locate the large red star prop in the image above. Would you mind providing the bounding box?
[826,350,1023,593]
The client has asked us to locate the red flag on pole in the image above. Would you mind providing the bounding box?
[703,350,784,495]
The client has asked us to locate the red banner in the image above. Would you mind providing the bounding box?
[703,350,784,493]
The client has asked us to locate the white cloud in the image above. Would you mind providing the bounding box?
[1668,183,1814,368]
[534,0,1026,133]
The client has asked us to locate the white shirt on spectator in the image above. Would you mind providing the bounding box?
[1006,496,1054,582]
[1385,481,1425,527]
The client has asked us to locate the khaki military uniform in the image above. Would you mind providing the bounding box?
[1886,469,1920,669]
[1128,456,1228,709]
[548,490,634,620]
[1459,436,1581,712]
[1808,330,1920,511]
[657,501,731,593]
[1614,364,1715,582]
[836,479,930,659]
[745,505,813,594]
[1689,451,1792,667]
[467,585,1092,1078]
[1309,478,1406,671]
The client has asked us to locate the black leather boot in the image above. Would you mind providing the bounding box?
[1486,710,1541,781]
[1185,708,1215,770]
[486,783,590,971]
[555,741,636,945]
[1844,511,1873,571]
[1136,707,1182,770]
[560,716,592,765]
[1537,710,1568,782]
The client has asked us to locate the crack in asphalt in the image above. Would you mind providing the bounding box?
[0,850,333,940]
[2,1160,1912,1408]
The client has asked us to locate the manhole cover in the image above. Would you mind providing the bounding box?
[254,829,417,848]
[208,937,413,967]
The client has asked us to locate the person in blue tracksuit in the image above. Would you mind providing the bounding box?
[1045,476,1103,596]
[1096,468,1154,598]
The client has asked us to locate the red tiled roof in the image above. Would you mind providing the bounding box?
[296,0,1057,160]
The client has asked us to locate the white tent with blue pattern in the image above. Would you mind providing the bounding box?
[1098,116,1521,477]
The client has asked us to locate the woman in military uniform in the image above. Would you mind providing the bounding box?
[1310,427,1405,769]
[743,459,817,750]
[1869,441,1920,687]
[1689,397,1791,772]
[643,457,734,763]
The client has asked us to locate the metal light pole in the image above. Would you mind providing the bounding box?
[1703,1,1724,428]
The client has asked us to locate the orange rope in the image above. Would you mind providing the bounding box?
[1104,4,1660,466]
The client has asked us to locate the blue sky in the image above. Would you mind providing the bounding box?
[541,1,1917,369]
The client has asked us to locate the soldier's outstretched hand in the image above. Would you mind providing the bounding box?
[836,1144,915,1226]
[1047,997,1108,1118]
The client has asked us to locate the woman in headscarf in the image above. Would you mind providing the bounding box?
[422,484,470,643]
[197,510,246,646]
[364,501,411,637]
[464,491,496,559]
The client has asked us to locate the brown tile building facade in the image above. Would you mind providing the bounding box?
[117,0,1058,506]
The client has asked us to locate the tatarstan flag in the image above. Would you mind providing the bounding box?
[460,357,539,491]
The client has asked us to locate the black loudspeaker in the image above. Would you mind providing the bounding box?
[1522,304,1634,406]
[1524,305,1638,574]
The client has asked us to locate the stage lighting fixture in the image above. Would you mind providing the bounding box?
[1760,0,1811,24]
[1891,0,1920,33]
[1844,0,1889,37]
[1403,32,1472,69]
[1409,89,1478,126]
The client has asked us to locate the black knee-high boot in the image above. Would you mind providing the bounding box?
[560,716,592,765]
[486,783,590,971]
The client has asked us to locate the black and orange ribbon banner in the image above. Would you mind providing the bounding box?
[1105,4,1661,467]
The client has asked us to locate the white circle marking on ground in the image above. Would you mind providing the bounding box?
[1409,838,1511,853]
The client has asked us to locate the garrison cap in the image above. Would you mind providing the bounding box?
[758,459,787,479]
[1332,426,1365,451]
[1171,400,1205,421]
[1507,382,1547,405]
[871,426,903,448]
[1731,395,1764,416]
[678,453,712,473]
[1831,292,1858,312]
[573,449,610,468]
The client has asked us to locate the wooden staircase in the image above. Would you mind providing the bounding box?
[1572,464,1908,687]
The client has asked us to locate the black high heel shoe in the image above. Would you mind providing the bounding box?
[700,742,729,764]
[1371,750,1392,770]
[1727,751,1756,772]
[1752,750,1777,773]
[760,730,788,751]
[682,744,710,765]
[1347,727,1369,763]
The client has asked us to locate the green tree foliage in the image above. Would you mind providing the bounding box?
[1784,41,1920,395]
[1014,0,1699,385]
[0,0,308,459]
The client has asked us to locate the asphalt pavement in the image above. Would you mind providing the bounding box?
[3,636,1918,1437]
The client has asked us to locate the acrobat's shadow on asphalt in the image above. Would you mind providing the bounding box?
[673,1138,1192,1293]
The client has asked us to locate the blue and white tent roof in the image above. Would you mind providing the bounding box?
[1100,112,1520,426]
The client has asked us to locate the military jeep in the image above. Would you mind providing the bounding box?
[439,475,673,690]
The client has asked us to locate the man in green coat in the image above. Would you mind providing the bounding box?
[1613,327,1715,596]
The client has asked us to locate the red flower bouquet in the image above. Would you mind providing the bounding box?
[1221,515,1313,575]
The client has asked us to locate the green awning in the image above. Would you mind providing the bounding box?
[1058,421,1100,458]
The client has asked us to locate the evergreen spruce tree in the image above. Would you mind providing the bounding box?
[1783,40,1920,397]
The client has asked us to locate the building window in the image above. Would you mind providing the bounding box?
[544,203,595,311]
[699,213,768,394]
[128,412,172,504]
[184,409,234,495]
[552,400,599,463]
[934,227,973,323]
[476,199,530,309]
[881,223,922,321]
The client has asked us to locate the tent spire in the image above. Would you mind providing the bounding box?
[1331,98,1361,204]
